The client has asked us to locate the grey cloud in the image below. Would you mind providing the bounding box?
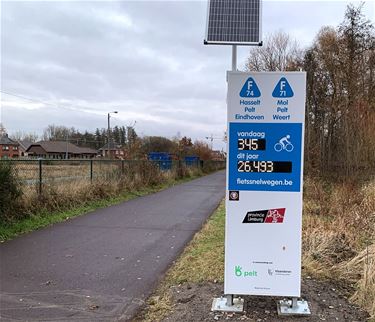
[2,0,371,152]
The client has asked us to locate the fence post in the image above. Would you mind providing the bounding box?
[90,159,93,182]
[38,159,42,195]
[121,160,125,177]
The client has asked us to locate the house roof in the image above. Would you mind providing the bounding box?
[0,134,18,145]
[26,141,97,154]
[78,146,98,154]
[18,140,33,150]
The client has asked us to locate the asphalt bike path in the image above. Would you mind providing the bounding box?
[0,170,225,321]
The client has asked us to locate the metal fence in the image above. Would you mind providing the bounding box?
[1,159,226,196]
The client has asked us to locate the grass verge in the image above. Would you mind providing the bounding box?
[0,174,201,242]
[138,201,225,322]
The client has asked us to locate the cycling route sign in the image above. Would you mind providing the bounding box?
[225,72,306,297]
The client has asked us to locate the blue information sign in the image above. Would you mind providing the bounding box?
[228,122,303,192]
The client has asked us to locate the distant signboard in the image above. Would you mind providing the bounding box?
[225,72,306,297]
[148,152,172,170]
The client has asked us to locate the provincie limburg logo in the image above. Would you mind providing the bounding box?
[243,208,286,224]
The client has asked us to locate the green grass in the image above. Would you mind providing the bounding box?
[138,200,225,322]
[166,201,225,284]
[0,175,200,242]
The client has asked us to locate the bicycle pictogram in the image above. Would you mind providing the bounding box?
[274,135,294,152]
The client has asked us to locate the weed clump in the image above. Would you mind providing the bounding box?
[303,177,375,318]
[0,161,23,222]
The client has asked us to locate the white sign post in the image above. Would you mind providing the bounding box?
[221,71,310,315]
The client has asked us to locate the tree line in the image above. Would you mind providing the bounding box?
[246,4,374,176]
[12,124,216,160]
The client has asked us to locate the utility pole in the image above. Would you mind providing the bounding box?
[205,133,226,150]
[65,133,69,159]
[107,110,118,158]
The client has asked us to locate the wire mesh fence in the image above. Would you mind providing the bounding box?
[1,159,226,198]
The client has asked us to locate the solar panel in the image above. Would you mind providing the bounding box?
[204,0,262,45]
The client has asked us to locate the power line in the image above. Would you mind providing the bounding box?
[1,90,56,106]
[0,90,102,114]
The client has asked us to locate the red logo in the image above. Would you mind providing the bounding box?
[264,208,286,223]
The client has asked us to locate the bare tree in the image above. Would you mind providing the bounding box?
[10,131,39,142]
[245,30,304,71]
[304,4,375,175]
[42,125,76,141]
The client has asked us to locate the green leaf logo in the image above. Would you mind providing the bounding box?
[235,265,242,277]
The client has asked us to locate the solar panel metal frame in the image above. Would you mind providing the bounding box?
[204,0,262,46]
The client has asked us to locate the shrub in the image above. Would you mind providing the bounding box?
[0,161,23,222]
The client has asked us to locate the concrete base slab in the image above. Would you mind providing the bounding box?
[277,298,311,316]
[211,296,244,312]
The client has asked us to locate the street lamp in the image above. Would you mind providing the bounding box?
[107,111,118,158]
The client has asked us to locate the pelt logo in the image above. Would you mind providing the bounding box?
[234,266,258,278]
[242,208,286,223]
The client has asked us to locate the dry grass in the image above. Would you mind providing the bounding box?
[302,177,375,318]
[4,161,205,223]
[337,245,375,317]
[14,161,91,180]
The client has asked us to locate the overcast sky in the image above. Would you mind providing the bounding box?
[1,0,374,149]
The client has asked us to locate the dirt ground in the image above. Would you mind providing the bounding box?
[155,277,369,322]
